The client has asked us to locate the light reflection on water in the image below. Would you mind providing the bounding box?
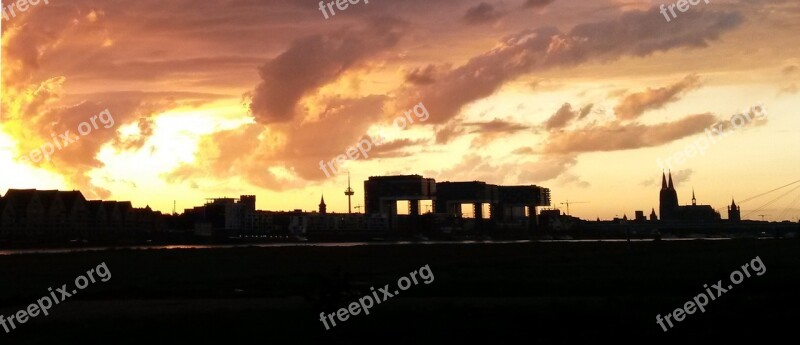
[0,238,733,256]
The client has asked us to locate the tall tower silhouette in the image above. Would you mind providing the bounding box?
[319,195,327,214]
[692,188,697,206]
[659,171,679,220]
[728,198,741,221]
[344,172,354,214]
[659,172,669,220]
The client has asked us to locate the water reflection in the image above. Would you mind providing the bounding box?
[0,238,737,256]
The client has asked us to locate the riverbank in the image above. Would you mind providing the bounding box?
[0,239,797,343]
[0,227,790,252]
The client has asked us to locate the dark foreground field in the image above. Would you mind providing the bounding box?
[0,240,798,344]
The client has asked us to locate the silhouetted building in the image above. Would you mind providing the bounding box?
[182,195,269,236]
[659,172,679,220]
[728,199,741,221]
[364,174,551,233]
[658,172,720,223]
[240,195,257,233]
[0,195,10,233]
[539,209,581,232]
[649,208,658,221]
[435,181,495,219]
[364,175,436,215]
[0,189,160,241]
[319,195,327,215]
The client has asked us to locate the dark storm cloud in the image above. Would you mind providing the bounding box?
[463,2,506,25]
[523,0,556,9]
[249,18,407,124]
[397,7,743,125]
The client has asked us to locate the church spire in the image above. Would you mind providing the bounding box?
[692,188,697,206]
[661,171,667,189]
[319,194,327,214]
[668,171,675,190]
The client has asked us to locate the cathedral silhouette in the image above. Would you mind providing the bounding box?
[658,172,721,223]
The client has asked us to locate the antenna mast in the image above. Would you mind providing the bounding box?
[345,172,355,214]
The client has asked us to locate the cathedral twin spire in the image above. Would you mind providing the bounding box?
[661,171,676,190]
[659,171,679,220]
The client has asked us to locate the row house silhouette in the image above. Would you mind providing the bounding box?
[0,189,162,241]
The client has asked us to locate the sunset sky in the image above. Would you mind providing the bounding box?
[1,0,799,221]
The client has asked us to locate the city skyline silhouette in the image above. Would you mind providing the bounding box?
[1,1,799,343]
[2,1,798,222]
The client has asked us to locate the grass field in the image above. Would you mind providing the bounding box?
[0,239,798,344]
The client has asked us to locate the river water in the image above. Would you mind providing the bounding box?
[0,238,736,256]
